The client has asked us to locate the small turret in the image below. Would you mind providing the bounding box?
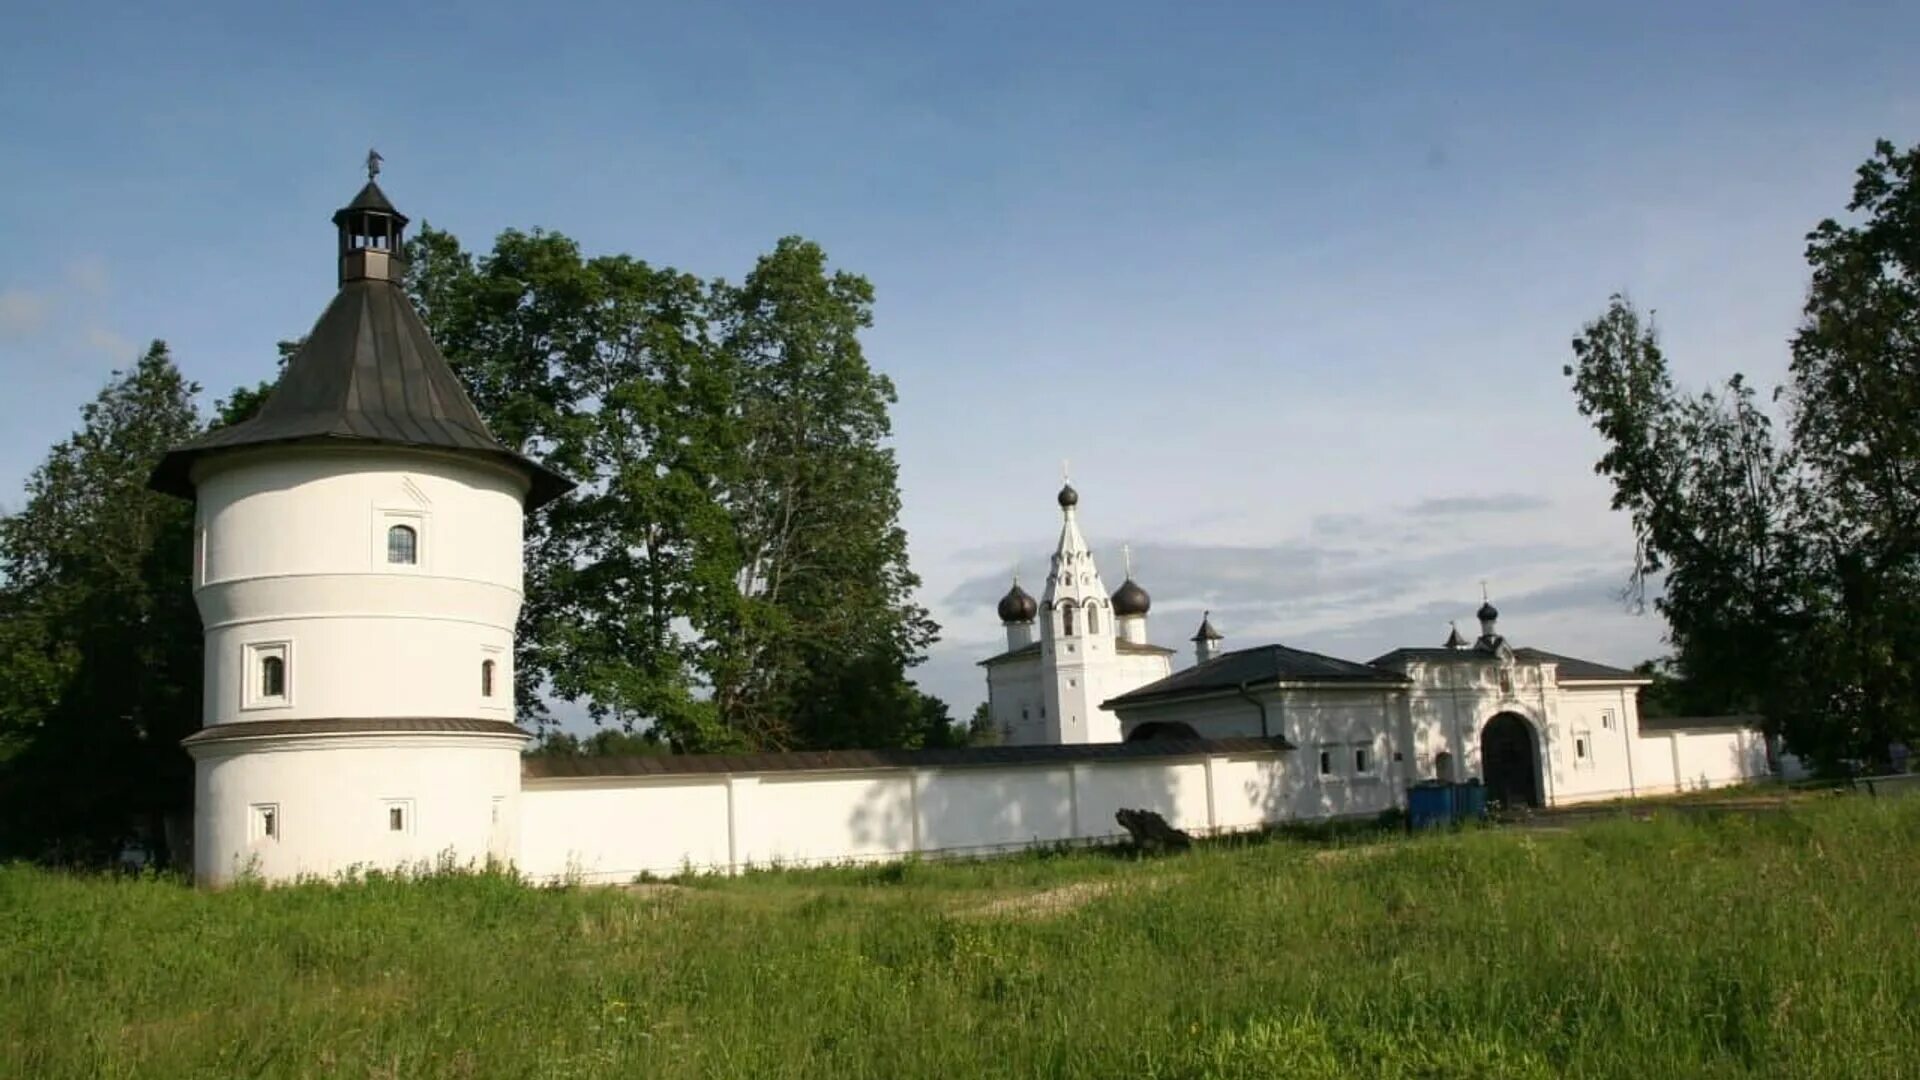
[1444,622,1468,649]
[1110,543,1151,644]
[998,576,1038,649]
[1192,611,1223,665]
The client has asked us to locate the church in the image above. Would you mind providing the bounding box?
[981,483,1774,811]
[151,174,1772,886]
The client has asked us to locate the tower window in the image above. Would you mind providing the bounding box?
[1061,602,1076,636]
[243,641,292,709]
[387,524,418,565]
[1086,605,1101,634]
[481,659,497,697]
[385,799,415,834]
[261,655,285,699]
[252,803,279,842]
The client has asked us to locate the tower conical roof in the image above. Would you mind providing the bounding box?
[150,179,572,509]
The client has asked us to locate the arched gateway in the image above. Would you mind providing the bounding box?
[1480,712,1541,809]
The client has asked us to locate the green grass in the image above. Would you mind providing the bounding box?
[5,798,1919,1078]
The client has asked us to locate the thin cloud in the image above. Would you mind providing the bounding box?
[1407,493,1552,516]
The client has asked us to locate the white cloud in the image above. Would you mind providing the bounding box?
[82,326,135,360]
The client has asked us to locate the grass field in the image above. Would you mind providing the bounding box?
[5,796,1919,1078]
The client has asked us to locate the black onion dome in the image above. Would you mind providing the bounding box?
[1111,578,1151,617]
[997,582,1038,623]
[1477,600,1499,623]
[1057,483,1079,508]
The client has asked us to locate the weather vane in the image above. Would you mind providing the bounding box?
[366,148,383,182]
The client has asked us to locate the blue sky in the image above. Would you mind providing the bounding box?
[3,1,1916,722]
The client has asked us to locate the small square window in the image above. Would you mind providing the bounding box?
[384,799,415,835]
[251,803,279,842]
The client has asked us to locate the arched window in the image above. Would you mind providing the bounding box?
[1060,602,1076,637]
[481,659,496,698]
[1086,604,1101,635]
[261,655,286,699]
[387,524,418,565]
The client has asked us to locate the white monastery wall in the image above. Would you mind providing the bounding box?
[516,747,1298,885]
[195,732,523,884]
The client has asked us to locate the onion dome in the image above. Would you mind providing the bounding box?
[1191,611,1223,642]
[1057,482,1079,509]
[997,581,1038,623]
[1111,578,1151,617]
[1477,600,1499,623]
[1444,623,1468,649]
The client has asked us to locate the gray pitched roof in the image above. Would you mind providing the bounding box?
[1106,643,1408,707]
[1370,645,1647,683]
[149,278,572,508]
[523,734,1293,780]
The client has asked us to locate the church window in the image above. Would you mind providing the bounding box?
[387,524,418,565]
[1573,729,1593,767]
[1087,605,1101,634]
[1318,748,1334,777]
[1352,743,1377,778]
[1061,603,1076,636]
[1601,709,1615,731]
[481,659,497,697]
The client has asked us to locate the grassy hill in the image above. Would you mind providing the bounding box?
[5,797,1918,1078]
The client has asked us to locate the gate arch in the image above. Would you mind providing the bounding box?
[1480,712,1541,809]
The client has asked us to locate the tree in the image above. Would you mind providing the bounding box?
[1569,141,1920,772]
[966,702,1000,746]
[0,343,204,862]
[707,238,940,750]
[406,226,741,746]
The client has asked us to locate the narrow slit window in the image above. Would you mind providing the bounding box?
[387,524,418,565]
[389,805,406,832]
[1354,746,1371,775]
[1319,749,1333,776]
[1086,605,1100,635]
[261,655,286,699]
[481,659,496,698]
[1061,603,1076,636]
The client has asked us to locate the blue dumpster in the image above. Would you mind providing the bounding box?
[1407,782,1453,830]
[1456,781,1487,821]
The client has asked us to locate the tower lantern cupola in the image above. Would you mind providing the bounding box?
[334,149,409,284]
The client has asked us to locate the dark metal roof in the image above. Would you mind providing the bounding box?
[333,180,404,223]
[522,734,1294,780]
[977,637,1174,667]
[182,717,527,746]
[1638,713,1764,734]
[149,278,572,508]
[1443,624,1468,649]
[1191,613,1223,642]
[1510,648,1645,682]
[1369,645,1648,683]
[1111,578,1151,617]
[1107,643,1409,707]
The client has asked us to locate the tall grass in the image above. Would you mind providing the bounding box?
[4,797,1918,1078]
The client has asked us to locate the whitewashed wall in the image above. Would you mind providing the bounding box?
[518,747,1315,884]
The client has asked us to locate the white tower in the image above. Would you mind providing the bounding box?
[1040,482,1117,743]
[150,168,572,884]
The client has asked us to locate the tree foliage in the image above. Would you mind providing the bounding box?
[1570,140,1920,771]
[407,228,944,752]
[0,343,204,861]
